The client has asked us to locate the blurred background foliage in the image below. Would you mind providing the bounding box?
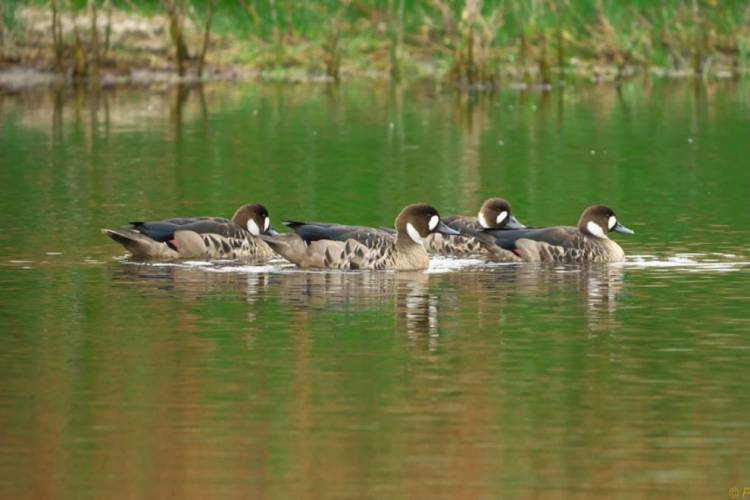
[0,0,749,84]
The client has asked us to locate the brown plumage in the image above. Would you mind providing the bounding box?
[261,203,460,270]
[424,197,526,262]
[485,205,635,263]
[102,204,278,262]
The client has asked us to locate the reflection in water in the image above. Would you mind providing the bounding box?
[114,260,627,343]
[115,263,442,340]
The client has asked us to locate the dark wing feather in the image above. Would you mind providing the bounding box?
[130,216,229,227]
[480,226,576,251]
[175,220,246,239]
[129,221,180,242]
[162,216,230,225]
[285,221,395,246]
[131,218,244,242]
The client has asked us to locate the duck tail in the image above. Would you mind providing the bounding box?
[259,233,308,265]
[102,228,165,259]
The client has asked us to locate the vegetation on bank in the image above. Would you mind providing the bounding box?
[1,0,749,87]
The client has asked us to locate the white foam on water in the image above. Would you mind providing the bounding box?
[172,260,211,267]
[119,252,748,275]
[143,262,184,268]
[426,257,485,273]
[133,258,293,274]
[624,253,749,273]
[207,264,289,274]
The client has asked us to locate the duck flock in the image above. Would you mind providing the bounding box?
[103,199,634,270]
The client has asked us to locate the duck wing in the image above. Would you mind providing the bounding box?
[160,216,230,225]
[130,219,245,242]
[284,221,395,247]
[479,226,577,251]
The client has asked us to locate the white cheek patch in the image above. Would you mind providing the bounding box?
[428,215,439,231]
[247,219,260,236]
[264,217,270,232]
[586,221,606,239]
[406,222,423,245]
[496,211,508,225]
[478,211,490,229]
[608,215,617,230]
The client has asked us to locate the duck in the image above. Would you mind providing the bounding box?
[260,203,460,270]
[423,197,526,261]
[478,204,634,263]
[102,204,279,262]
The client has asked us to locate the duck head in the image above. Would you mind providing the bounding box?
[231,204,279,236]
[477,197,526,229]
[395,203,459,245]
[578,205,634,239]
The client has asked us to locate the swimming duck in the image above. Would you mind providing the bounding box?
[260,203,460,270]
[480,204,634,263]
[102,204,279,262]
[423,197,526,261]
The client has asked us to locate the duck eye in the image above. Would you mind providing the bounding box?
[496,211,508,224]
[428,215,439,231]
[608,215,617,230]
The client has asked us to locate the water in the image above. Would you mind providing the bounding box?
[1,82,749,498]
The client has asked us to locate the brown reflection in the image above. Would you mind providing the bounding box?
[112,263,273,305]
[270,270,440,340]
[1,84,230,141]
[506,264,625,328]
[52,87,63,145]
[169,83,190,132]
[113,261,624,342]
[113,263,447,340]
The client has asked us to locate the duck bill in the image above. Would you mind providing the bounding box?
[266,227,280,236]
[506,215,526,229]
[612,222,634,235]
[436,221,460,236]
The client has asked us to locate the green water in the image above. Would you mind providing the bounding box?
[1,82,749,498]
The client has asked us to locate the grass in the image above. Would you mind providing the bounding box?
[1,0,749,86]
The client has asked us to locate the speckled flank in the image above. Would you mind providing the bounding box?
[199,234,275,261]
[516,234,625,263]
[103,203,278,263]
[424,210,521,262]
[267,234,431,271]
[264,204,447,270]
[425,233,521,262]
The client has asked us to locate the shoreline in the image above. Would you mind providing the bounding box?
[0,62,746,94]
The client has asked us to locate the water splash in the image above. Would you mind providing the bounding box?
[623,253,749,273]
[140,259,292,274]
[120,252,748,275]
[426,257,486,274]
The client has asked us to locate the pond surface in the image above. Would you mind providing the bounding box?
[1,81,749,498]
